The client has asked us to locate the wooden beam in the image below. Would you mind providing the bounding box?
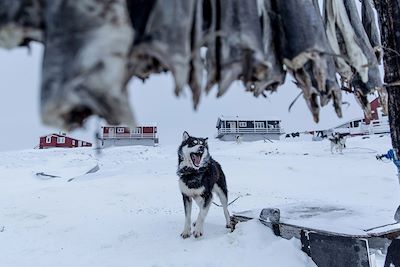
[374,0,400,157]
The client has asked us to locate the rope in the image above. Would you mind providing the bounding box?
[212,195,241,207]
[288,91,303,112]
[346,146,378,154]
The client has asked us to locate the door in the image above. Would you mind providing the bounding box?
[228,122,237,133]
[109,127,115,138]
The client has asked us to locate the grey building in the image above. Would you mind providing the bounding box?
[216,116,284,141]
[100,125,158,147]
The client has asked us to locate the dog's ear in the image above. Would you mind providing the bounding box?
[183,131,190,141]
[204,137,208,144]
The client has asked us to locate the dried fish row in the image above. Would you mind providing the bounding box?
[274,0,341,122]
[0,0,385,129]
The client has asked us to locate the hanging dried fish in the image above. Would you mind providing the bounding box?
[126,0,158,79]
[248,0,286,97]
[343,0,382,116]
[361,0,382,62]
[313,0,343,118]
[326,59,343,118]
[0,0,43,49]
[275,0,338,122]
[343,0,382,93]
[214,0,269,97]
[203,0,218,93]
[40,0,135,129]
[324,0,369,82]
[128,0,196,96]
[188,0,204,109]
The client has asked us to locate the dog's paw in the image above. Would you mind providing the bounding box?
[180,230,191,239]
[192,221,196,227]
[193,230,203,238]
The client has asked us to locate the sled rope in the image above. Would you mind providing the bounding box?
[212,195,241,207]
[346,146,378,154]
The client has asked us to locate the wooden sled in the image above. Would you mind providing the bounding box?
[232,206,400,267]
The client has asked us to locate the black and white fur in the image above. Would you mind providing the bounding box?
[329,133,346,154]
[177,131,231,238]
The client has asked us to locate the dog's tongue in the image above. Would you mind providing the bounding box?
[192,154,201,166]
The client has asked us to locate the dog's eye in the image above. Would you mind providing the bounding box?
[192,140,198,145]
[199,140,203,145]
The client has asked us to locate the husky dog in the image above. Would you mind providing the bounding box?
[329,133,346,154]
[177,131,231,238]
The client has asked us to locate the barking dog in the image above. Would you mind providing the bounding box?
[177,131,231,238]
[329,133,346,154]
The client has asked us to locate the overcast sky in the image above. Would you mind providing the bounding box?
[0,43,366,152]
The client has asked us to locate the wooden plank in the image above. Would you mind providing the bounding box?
[231,208,400,241]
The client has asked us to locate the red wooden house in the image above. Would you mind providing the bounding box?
[39,133,92,149]
[365,97,383,123]
[100,125,158,147]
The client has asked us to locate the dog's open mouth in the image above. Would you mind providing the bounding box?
[190,152,203,167]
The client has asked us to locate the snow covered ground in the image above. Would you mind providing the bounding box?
[1,134,399,267]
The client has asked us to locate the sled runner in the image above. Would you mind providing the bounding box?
[232,206,400,267]
[35,164,100,182]
[35,172,61,180]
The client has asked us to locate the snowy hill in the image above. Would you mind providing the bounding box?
[0,135,399,267]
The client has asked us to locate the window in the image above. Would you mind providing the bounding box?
[254,122,265,128]
[72,140,76,146]
[132,127,141,134]
[46,136,52,143]
[57,137,65,144]
[117,127,125,133]
[239,121,247,127]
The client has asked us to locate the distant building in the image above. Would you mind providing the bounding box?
[311,97,389,140]
[39,133,92,149]
[100,125,158,147]
[216,116,284,141]
[334,97,389,136]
